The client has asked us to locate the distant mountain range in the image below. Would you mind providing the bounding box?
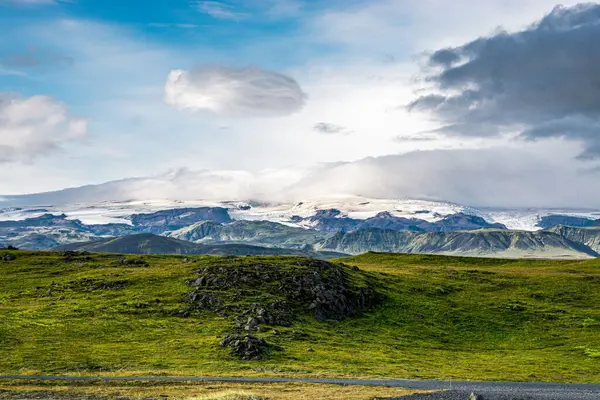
[55,233,345,259]
[318,228,600,259]
[2,198,600,259]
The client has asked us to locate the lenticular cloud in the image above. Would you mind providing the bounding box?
[164,66,307,117]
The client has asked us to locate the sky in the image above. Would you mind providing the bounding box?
[1,0,600,208]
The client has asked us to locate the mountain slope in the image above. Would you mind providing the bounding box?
[546,225,600,253]
[55,233,200,254]
[295,210,507,232]
[130,207,232,233]
[537,215,597,229]
[54,233,346,258]
[319,228,599,259]
[167,220,328,249]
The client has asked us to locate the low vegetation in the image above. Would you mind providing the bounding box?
[0,380,422,400]
[1,249,599,383]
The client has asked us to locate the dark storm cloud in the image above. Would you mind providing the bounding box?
[409,3,600,157]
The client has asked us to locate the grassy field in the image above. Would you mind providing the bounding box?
[1,249,599,383]
[0,380,423,400]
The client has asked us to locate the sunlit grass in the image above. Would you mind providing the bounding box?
[1,250,599,382]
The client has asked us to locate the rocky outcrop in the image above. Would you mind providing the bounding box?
[220,334,276,361]
[184,257,386,359]
[2,253,16,261]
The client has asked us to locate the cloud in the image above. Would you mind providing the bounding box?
[193,0,302,20]
[1,49,74,69]
[5,140,600,209]
[164,66,307,117]
[408,3,600,158]
[148,23,198,29]
[313,122,352,135]
[285,143,600,209]
[195,1,249,20]
[395,133,439,142]
[0,94,87,163]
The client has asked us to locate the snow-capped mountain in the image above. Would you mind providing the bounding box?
[1,195,599,231]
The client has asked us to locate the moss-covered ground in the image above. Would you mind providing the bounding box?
[1,250,599,383]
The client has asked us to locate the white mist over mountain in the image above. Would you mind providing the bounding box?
[2,143,600,210]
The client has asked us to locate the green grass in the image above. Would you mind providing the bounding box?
[1,250,599,383]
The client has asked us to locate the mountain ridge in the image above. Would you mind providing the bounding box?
[319,228,599,259]
[2,202,600,259]
[54,233,346,259]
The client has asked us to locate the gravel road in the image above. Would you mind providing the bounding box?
[393,381,600,399]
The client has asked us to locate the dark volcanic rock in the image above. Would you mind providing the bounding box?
[186,258,384,323]
[220,334,274,360]
[2,253,16,261]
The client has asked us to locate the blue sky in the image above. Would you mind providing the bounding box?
[1,0,600,208]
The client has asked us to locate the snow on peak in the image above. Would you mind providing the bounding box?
[0,196,598,231]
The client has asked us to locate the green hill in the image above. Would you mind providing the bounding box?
[0,249,599,383]
[54,233,345,259]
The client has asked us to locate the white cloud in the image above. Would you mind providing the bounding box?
[164,66,307,117]
[0,94,87,163]
[311,0,583,52]
[148,23,198,29]
[6,139,600,209]
[3,2,599,210]
[285,141,600,208]
[195,1,248,20]
[193,0,302,20]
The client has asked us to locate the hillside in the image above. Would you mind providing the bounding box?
[55,233,345,259]
[319,228,599,259]
[167,220,328,249]
[0,249,599,382]
[546,225,600,253]
[56,233,201,254]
